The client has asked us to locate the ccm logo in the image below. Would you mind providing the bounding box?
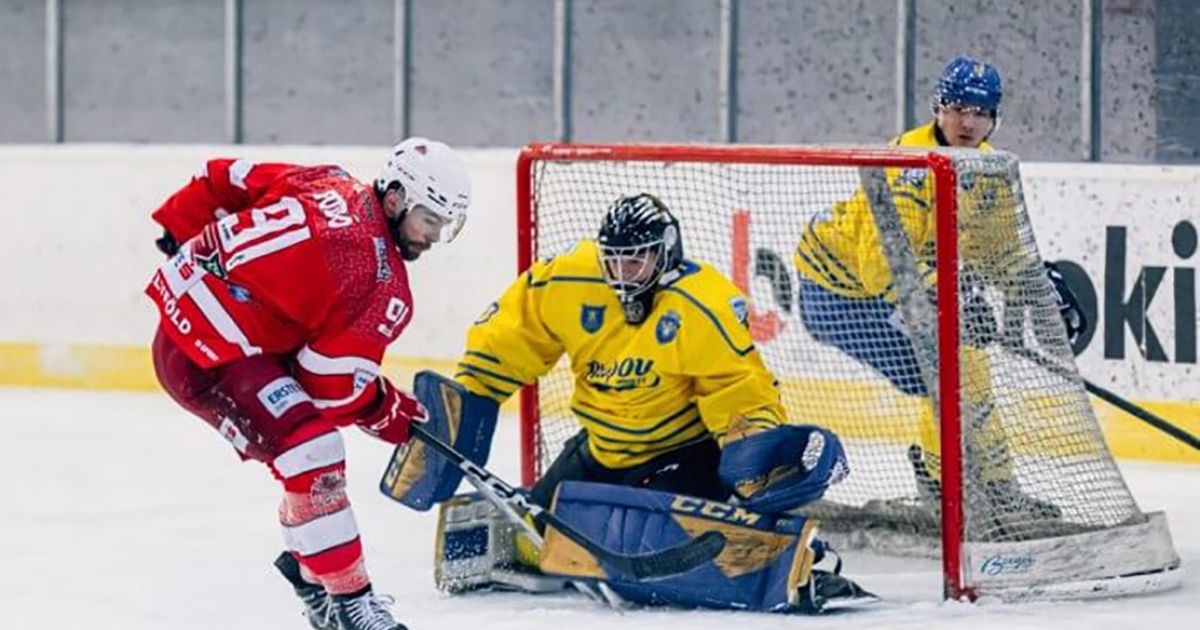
[670,496,762,526]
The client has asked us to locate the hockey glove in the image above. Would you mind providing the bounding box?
[1044,261,1088,344]
[719,424,849,513]
[155,229,180,257]
[358,377,426,445]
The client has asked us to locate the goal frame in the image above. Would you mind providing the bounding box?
[513,143,1183,603]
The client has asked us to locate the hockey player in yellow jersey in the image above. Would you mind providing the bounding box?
[458,193,848,511]
[793,56,1087,527]
[409,194,877,611]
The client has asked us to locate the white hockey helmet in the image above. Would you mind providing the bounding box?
[376,137,472,242]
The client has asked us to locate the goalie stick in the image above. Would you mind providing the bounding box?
[409,422,728,581]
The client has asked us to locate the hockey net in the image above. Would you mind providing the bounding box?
[515,144,1180,601]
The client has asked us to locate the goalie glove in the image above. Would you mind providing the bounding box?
[357,377,427,445]
[1044,261,1088,345]
[719,424,849,514]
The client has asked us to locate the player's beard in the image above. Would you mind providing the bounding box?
[389,217,424,261]
[397,237,422,261]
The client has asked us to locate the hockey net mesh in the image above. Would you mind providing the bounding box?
[521,147,1142,550]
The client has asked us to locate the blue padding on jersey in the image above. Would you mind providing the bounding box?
[379,371,499,511]
[718,424,849,514]
[549,481,813,612]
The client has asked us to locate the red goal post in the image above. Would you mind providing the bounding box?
[513,143,1181,602]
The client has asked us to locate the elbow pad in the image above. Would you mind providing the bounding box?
[718,425,849,514]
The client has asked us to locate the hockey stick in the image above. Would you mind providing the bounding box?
[409,423,727,580]
[1003,343,1199,451]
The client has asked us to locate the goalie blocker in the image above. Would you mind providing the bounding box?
[435,482,875,613]
[379,371,500,510]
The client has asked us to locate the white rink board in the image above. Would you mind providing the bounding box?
[0,145,1196,403]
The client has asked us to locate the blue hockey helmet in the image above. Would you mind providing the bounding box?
[933,55,1003,114]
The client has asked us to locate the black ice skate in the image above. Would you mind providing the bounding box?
[332,586,408,630]
[274,551,338,630]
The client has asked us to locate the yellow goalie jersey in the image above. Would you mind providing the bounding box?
[456,240,786,469]
[793,121,997,299]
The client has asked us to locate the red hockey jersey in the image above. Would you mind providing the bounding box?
[145,159,413,421]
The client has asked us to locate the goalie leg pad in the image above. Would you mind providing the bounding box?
[541,481,842,612]
[380,371,499,511]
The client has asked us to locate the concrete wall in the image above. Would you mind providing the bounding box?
[0,0,47,142]
[0,1,1195,159]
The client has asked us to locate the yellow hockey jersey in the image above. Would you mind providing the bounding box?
[456,240,786,469]
[793,121,996,299]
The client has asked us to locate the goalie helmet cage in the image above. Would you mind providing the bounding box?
[514,143,1181,602]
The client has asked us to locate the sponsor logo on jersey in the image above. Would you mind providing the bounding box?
[656,309,682,343]
[729,296,749,329]
[670,496,761,527]
[193,339,219,363]
[257,377,310,419]
[227,284,252,302]
[581,304,606,333]
[314,189,353,229]
[373,237,392,283]
[584,357,660,392]
[151,273,193,335]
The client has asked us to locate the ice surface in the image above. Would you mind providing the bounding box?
[0,388,1195,629]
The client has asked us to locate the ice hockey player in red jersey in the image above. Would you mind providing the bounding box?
[145,137,471,630]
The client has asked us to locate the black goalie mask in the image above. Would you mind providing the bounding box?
[597,193,685,325]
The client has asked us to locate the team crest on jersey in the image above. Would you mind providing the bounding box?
[656,310,682,344]
[581,304,606,333]
[897,168,927,188]
[194,248,226,279]
[730,296,750,329]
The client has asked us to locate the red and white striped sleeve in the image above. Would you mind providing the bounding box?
[151,159,301,244]
[294,334,388,423]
